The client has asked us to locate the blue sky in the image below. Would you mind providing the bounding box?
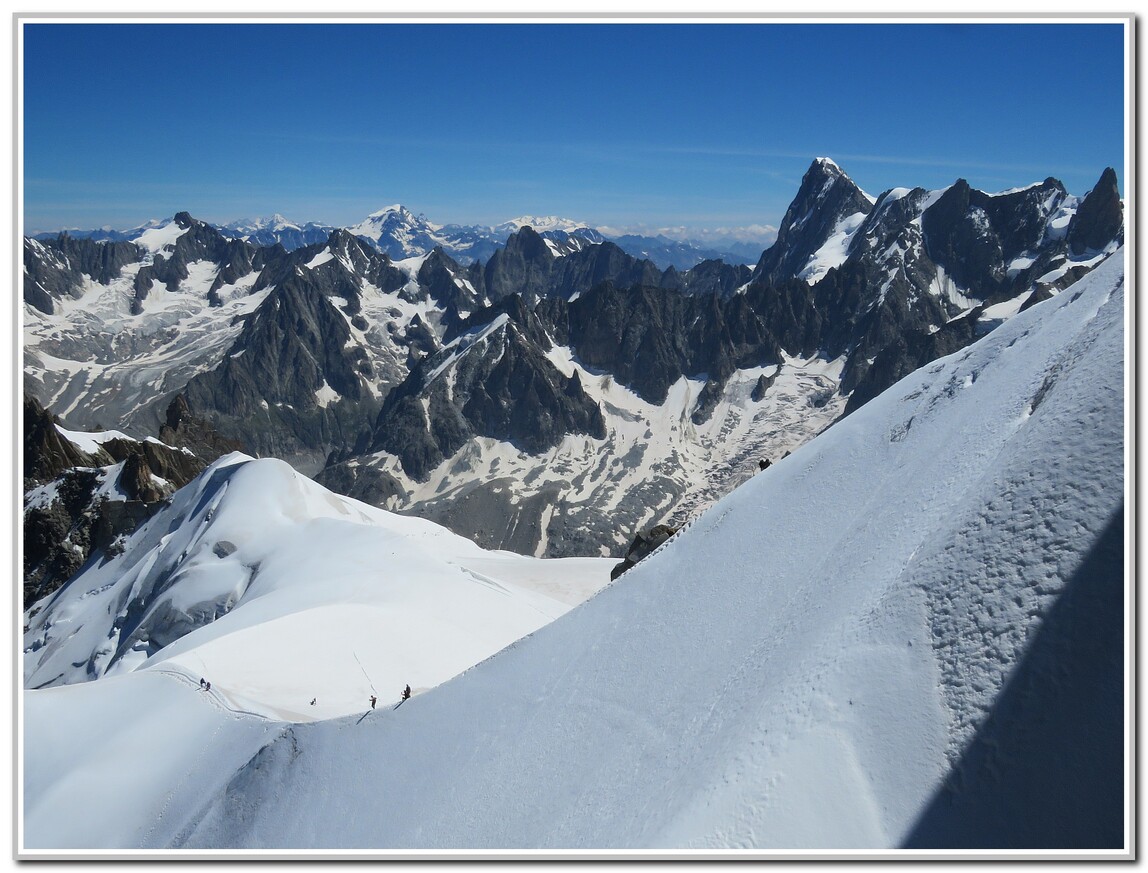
[22,20,1127,236]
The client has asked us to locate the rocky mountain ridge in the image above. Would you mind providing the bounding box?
[25,158,1124,558]
[22,394,236,608]
[316,160,1121,553]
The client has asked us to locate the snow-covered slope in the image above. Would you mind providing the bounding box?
[22,248,1125,852]
[23,454,613,721]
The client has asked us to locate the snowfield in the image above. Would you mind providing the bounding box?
[24,454,613,718]
[21,251,1127,854]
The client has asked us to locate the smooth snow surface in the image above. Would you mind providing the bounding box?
[132,219,188,254]
[22,253,1126,853]
[23,455,613,721]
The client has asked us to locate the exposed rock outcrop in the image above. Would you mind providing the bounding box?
[23,397,210,608]
[610,523,679,580]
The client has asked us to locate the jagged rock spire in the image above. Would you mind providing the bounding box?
[753,158,875,285]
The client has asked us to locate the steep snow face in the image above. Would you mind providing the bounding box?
[23,454,613,722]
[797,210,868,283]
[22,251,1124,852]
[344,205,453,259]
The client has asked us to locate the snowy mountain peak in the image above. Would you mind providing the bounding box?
[344,205,453,261]
[352,205,442,234]
[800,157,876,208]
[495,215,589,235]
[366,203,415,220]
[812,155,843,174]
[224,213,302,233]
[753,158,877,284]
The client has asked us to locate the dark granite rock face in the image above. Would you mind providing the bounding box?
[325,228,379,277]
[920,179,1007,291]
[157,394,246,462]
[313,461,406,508]
[100,436,206,501]
[178,266,375,470]
[24,468,104,607]
[981,178,1069,260]
[24,394,104,484]
[610,523,679,580]
[1018,286,1055,314]
[207,238,267,305]
[921,177,1071,298]
[483,226,558,304]
[838,276,954,398]
[738,276,824,360]
[365,300,606,481]
[482,229,666,307]
[540,282,783,406]
[842,305,983,415]
[458,333,606,455]
[551,241,663,301]
[188,274,360,414]
[1067,168,1123,256]
[751,369,779,402]
[418,247,484,316]
[679,259,754,297]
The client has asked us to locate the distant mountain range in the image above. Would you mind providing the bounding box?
[24,158,1124,566]
[31,206,767,272]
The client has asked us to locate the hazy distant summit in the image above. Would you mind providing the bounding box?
[33,204,774,271]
